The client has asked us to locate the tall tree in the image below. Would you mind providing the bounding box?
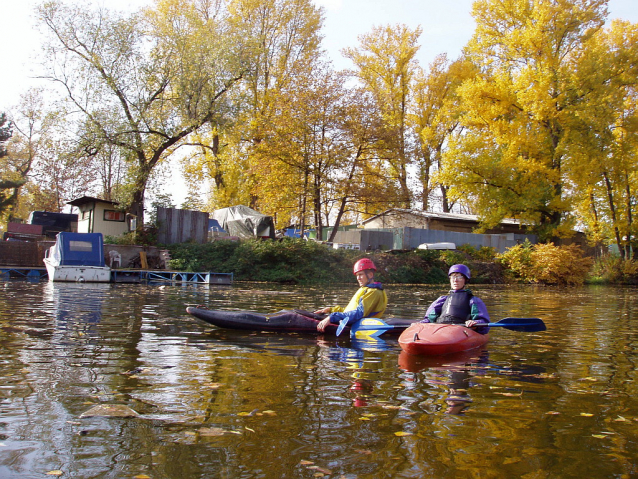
[37,0,248,224]
[439,0,608,239]
[568,19,638,257]
[183,0,325,213]
[250,66,349,237]
[0,113,24,218]
[343,24,422,209]
[412,55,475,211]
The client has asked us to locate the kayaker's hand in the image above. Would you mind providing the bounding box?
[317,317,331,332]
[465,320,478,328]
[314,307,331,314]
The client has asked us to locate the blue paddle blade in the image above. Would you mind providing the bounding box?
[488,317,546,332]
[336,317,350,336]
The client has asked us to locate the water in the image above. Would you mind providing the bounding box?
[0,281,637,478]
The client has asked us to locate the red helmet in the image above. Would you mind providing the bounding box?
[354,258,376,274]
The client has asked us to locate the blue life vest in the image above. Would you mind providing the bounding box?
[438,290,472,324]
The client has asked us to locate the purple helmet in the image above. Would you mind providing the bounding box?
[448,264,471,281]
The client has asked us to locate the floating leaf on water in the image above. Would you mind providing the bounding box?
[46,471,63,476]
[394,431,413,437]
[354,449,372,455]
[199,427,226,437]
[80,404,139,418]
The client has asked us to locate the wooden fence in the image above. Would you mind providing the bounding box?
[156,207,209,245]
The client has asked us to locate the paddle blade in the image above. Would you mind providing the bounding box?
[351,318,394,339]
[489,317,546,332]
[336,317,349,336]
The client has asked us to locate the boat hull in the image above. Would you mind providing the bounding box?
[44,259,111,282]
[398,322,489,356]
[186,306,415,336]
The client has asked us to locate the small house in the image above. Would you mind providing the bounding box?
[362,208,529,235]
[67,196,136,237]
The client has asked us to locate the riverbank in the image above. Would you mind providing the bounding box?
[165,238,505,285]
[165,237,633,286]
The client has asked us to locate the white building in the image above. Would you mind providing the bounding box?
[68,196,136,237]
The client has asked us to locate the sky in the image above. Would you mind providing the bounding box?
[1,0,637,205]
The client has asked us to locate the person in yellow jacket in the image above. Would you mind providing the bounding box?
[315,258,388,332]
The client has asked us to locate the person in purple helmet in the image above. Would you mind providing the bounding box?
[420,264,490,334]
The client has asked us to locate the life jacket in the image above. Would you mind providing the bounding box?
[438,290,472,324]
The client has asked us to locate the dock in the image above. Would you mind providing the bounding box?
[111,269,233,285]
[0,266,233,285]
[0,266,48,280]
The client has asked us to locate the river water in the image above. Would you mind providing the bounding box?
[0,280,636,478]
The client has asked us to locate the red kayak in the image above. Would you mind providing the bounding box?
[398,322,489,356]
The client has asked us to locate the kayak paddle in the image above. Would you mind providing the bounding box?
[338,316,546,337]
[482,317,546,332]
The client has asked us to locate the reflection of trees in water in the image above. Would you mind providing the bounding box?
[2,282,638,477]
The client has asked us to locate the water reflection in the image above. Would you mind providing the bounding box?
[1,281,638,478]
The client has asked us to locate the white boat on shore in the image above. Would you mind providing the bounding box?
[44,232,111,282]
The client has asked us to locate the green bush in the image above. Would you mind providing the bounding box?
[166,238,356,284]
[439,249,469,266]
[104,226,158,246]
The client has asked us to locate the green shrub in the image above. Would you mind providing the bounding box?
[439,249,469,266]
[162,239,502,284]
[104,226,157,246]
[457,244,498,261]
[497,240,592,285]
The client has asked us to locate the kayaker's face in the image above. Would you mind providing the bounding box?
[356,270,373,287]
[449,273,466,290]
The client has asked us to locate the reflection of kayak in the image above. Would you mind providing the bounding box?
[186,306,416,336]
[398,348,486,372]
[398,322,489,356]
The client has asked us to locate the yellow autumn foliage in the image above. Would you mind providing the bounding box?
[498,241,592,285]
